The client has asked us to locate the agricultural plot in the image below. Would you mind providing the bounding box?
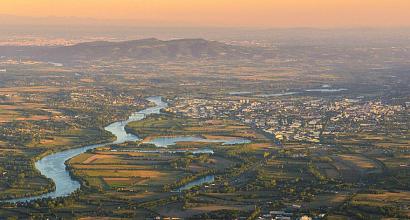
[28,128,114,150]
[154,201,253,219]
[330,154,383,182]
[69,150,189,192]
[68,145,236,194]
[348,191,410,219]
[301,192,350,210]
[0,96,50,123]
[315,162,340,180]
[125,114,266,142]
[265,159,311,181]
[333,132,410,149]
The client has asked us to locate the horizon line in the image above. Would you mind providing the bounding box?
[1,14,410,30]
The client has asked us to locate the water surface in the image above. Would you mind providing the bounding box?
[257,92,299,97]
[305,88,348,92]
[4,96,167,203]
[175,175,215,192]
[228,91,253,95]
[146,136,251,148]
[3,96,245,203]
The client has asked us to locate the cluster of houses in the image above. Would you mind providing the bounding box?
[166,96,408,144]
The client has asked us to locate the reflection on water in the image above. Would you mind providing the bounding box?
[145,136,251,148]
[4,96,167,203]
[175,175,215,192]
[257,92,299,97]
[3,96,243,203]
[305,88,348,92]
[122,148,215,154]
[228,91,252,95]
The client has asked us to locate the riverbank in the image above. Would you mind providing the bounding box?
[0,130,116,201]
[1,96,166,203]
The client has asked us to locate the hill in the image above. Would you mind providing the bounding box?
[0,38,264,63]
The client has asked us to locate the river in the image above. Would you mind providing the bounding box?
[4,95,250,203]
[4,96,167,203]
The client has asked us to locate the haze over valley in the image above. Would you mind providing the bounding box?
[0,1,409,219]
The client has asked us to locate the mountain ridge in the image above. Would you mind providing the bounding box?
[0,38,264,63]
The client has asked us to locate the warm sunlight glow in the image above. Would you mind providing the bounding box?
[1,0,410,27]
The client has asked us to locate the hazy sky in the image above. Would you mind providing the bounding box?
[2,0,410,27]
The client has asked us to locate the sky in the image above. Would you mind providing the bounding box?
[1,0,410,27]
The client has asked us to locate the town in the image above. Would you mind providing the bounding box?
[166,94,408,144]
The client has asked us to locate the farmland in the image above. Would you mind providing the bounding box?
[0,34,409,219]
[125,114,264,141]
[0,61,148,201]
[1,91,409,219]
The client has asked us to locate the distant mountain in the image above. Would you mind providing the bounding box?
[0,38,264,63]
